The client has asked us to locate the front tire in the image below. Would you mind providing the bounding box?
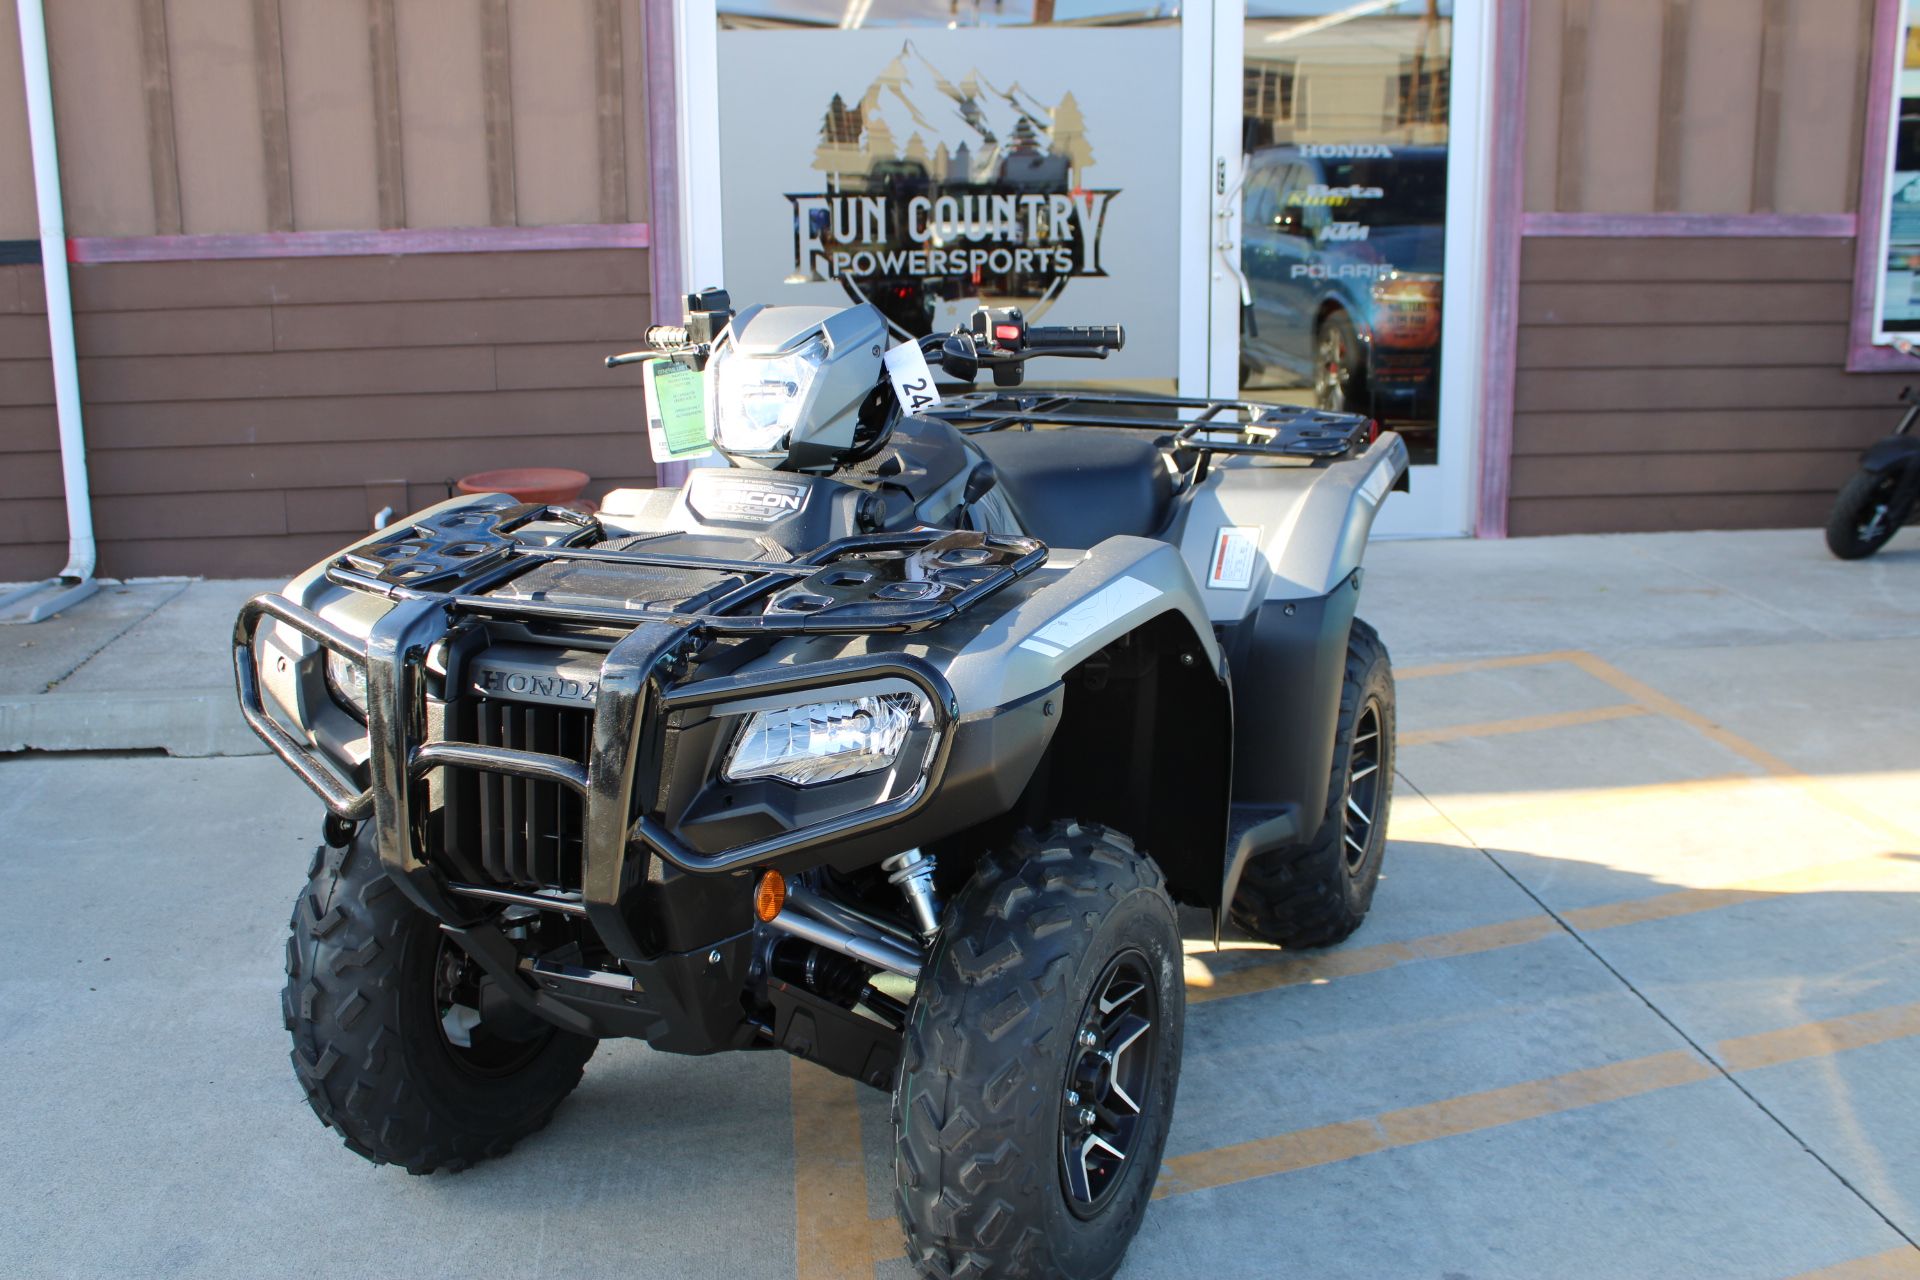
[1230,617,1395,948]
[1826,470,1903,559]
[283,832,596,1173]
[893,822,1183,1280]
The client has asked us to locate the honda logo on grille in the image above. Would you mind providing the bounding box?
[470,657,599,708]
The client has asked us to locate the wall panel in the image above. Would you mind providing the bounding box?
[1674,0,1763,213]
[1510,236,1906,535]
[0,0,38,239]
[395,0,491,228]
[280,0,381,230]
[166,0,270,233]
[507,0,602,226]
[44,0,156,236]
[0,249,653,579]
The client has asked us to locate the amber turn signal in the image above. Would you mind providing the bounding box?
[755,870,786,923]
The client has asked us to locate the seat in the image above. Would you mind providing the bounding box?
[970,427,1174,551]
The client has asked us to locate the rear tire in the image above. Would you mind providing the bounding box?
[283,831,596,1174]
[893,822,1183,1280]
[1826,470,1902,560]
[1230,617,1395,948]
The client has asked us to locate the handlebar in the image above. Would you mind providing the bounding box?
[1026,324,1125,352]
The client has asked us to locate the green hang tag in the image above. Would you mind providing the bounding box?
[642,358,713,462]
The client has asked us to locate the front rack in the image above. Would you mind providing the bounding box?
[927,390,1373,463]
[234,505,1045,931]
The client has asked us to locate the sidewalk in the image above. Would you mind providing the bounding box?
[4,526,1916,761]
[0,577,277,756]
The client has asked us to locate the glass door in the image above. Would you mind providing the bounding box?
[676,0,1486,533]
[1212,0,1490,536]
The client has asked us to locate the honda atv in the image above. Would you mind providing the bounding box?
[235,288,1408,1279]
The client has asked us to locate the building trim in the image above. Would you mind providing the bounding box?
[0,238,43,265]
[1521,212,1858,238]
[65,223,651,264]
[1477,0,1529,539]
[1848,0,1908,373]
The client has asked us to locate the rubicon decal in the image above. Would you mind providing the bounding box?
[786,41,1117,341]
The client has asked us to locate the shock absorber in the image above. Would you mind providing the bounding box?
[884,849,942,939]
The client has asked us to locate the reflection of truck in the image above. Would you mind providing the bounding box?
[1240,146,1447,418]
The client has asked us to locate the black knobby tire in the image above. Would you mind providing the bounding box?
[283,832,596,1174]
[1825,470,1903,560]
[1314,310,1368,416]
[893,822,1184,1280]
[1230,617,1395,948]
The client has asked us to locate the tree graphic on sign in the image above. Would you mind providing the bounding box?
[1051,92,1094,187]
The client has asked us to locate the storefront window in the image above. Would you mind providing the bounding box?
[1238,0,1452,465]
[713,1,1183,388]
[1872,1,1920,341]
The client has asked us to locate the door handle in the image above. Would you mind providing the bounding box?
[1214,155,1252,309]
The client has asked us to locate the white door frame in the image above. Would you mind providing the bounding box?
[673,0,1490,537]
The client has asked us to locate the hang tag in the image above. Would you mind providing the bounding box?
[642,358,713,463]
[883,340,943,415]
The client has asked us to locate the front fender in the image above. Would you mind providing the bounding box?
[1861,434,1920,475]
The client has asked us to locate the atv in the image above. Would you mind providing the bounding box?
[235,288,1408,1279]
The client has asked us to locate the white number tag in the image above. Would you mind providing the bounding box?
[884,340,943,415]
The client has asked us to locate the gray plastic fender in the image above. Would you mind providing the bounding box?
[1176,432,1410,620]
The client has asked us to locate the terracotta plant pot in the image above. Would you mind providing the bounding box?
[455,467,591,506]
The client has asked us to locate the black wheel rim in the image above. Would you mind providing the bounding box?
[1343,700,1384,873]
[1059,950,1160,1217]
[433,936,550,1077]
[1853,477,1899,543]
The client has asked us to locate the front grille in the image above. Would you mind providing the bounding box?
[445,699,593,890]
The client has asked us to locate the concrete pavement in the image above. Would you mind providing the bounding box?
[0,577,275,757]
[1,527,1918,1278]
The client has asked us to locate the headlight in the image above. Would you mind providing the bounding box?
[324,649,369,722]
[724,690,932,786]
[710,333,829,455]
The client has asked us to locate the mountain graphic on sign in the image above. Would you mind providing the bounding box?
[812,40,1094,189]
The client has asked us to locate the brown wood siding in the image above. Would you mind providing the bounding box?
[0,248,653,580]
[1509,236,1902,535]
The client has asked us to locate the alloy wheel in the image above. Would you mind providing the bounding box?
[1059,950,1160,1216]
[1343,700,1384,872]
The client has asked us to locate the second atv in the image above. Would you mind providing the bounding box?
[236,288,1408,1279]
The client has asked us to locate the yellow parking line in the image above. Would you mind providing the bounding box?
[1396,651,1585,681]
[1563,652,1920,849]
[1400,703,1647,748]
[1155,999,1920,1201]
[1188,849,1912,1005]
[1791,1247,1920,1279]
[791,1058,881,1280]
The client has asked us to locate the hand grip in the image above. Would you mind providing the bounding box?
[1025,324,1125,351]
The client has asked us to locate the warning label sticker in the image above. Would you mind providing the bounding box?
[1207,526,1262,591]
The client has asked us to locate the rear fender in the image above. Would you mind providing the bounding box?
[1177,432,1409,618]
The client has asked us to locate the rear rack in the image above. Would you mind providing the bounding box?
[927,391,1373,463]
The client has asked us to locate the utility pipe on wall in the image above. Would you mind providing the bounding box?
[1,0,98,624]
